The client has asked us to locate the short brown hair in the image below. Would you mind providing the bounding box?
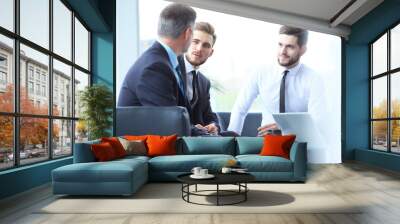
[279,26,308,46]
[194,22,217,46]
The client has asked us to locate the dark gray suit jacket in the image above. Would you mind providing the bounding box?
[189,71,219,128]
[117,41,189,109]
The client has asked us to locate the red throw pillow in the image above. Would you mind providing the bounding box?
[146,134,177,157]
[101,137,127,158]
[91,142,118,161]
[260,135,296,159]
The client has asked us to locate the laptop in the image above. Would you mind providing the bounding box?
[272,112,327,163]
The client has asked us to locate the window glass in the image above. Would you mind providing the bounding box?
[391,120,400,153]
[53,119,72,157]
[19,117,49,165]
[74,69,89,118]
[53,59,72,117]
[75,120,88,143]
[20,0,49,49]
[391,72,400,118]
[391,24,400,70]
[372,34,387,76]
[0,35,14,113]
[0,116,13,170]
[372,77,387,119]
[74,18,89,70]
[0,0,14,31]
[53,0,72,60]
[20,44,49,115]
[372,121,388,151]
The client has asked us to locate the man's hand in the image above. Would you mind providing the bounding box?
[195,124,208,132]
[205,123,219,135]
[257,123,279,136]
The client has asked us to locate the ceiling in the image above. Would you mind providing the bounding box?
[172,0,384,38]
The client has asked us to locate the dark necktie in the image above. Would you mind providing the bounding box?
[175,65,185,96]
[279,70,289,113]
[190,70,197,104]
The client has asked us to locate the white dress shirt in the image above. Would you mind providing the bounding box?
[228,62,326,134]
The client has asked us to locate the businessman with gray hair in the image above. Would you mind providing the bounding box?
[118,3,196,107]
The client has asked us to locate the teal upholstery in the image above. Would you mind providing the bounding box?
[52,136,307,195]
[180,137,235,155]
[236,137,263,155]
[148,154,235,181]
[52,158,148,195]
[236,155,293,172]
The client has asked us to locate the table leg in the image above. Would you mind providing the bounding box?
[217,184,220,206]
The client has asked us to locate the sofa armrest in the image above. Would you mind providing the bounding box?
[289,142,307,181]
[116,106,191,136]
[73,140,100,163]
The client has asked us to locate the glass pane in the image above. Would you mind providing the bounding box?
[53,0,72,60]
[0,116,14,170]
[391,24,400,70]
[0,0,14,31]
[391,72,400,118]
[74,69,89,118]
[372,33,387,76]
[74,18,89,70]
[391,120,400,153]
[20,0,49,49]
[53,59,72,117]
[0,34,14,112]
[372,121,388,151]
[20,117,49,165]
[20,44,49,115]
[372,77,387,119]
[75,120,88,143]
[53,119,72,157]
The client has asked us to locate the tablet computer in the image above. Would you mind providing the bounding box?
[272,112,326,163]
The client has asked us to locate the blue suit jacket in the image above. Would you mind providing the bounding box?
[118,41,188,108]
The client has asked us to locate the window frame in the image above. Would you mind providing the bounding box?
[0,0,92,171]
[370,21,400,154]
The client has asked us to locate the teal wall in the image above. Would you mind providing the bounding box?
[345,0,400,171]
[0,0,116,200]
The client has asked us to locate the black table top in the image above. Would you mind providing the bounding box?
[177,172,255,185]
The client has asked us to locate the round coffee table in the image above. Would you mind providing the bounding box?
[177,173,255,206]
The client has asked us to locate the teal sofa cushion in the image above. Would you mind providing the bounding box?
[236,137,263,155]
[236,155,293,172]
[148,154,235,172]
[180,137,235,155]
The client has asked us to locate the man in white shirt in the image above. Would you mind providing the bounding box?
[228,26,325,136]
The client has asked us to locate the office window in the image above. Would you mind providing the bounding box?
[0,116,13,170]
[53,119,72,158]
[0,1,91,170]
[370,23,400,153]
[53,59,72,117]
[20,0,49,49]
[0,0,14,32]
[53,0,72,60]
[0,34,14,113]
[75,18,89,70]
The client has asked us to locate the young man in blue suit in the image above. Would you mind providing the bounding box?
[117,3,196,108]
[183,22,220,135]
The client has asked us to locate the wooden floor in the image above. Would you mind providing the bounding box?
[1,162,400,224]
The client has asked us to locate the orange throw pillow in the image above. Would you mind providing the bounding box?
[91,142,117,161]
[101,137,127,158]
[146,134,177,157]
[260,135,296,159]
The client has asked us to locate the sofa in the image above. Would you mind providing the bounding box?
[52,136,307,196]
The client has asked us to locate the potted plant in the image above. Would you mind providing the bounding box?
[79,84,113,140]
